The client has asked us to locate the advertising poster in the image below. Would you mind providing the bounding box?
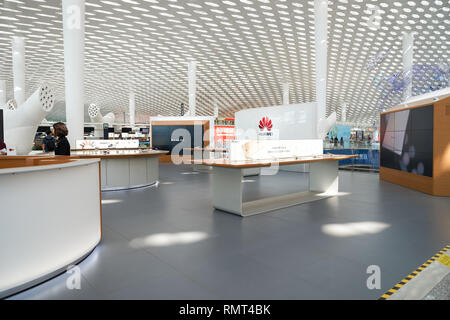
[214,125,235,144]
[328,125,351,140]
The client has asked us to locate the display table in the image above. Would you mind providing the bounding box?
[0,156,102,298]
[72,150,169,191]
[194,154,357,216]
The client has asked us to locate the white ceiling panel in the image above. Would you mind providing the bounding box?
[0,0,448,124]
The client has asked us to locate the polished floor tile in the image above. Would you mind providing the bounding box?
[7,164,450,300]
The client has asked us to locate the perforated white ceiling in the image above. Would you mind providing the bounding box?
[0,0,448,125]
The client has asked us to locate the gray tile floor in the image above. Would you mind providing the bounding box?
[8,164,450,300]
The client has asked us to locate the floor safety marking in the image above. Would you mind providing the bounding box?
[379,244,450,300]
[437,254,450,267]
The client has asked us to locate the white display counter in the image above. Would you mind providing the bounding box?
[0,157,102,298]
[72,150,168,191]
[195,154,357,216]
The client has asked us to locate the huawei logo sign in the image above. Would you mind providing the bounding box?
[259,117,273,131]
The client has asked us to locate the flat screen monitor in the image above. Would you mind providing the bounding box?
[37,126,51,133]
[380,105,433,177]
[152,125,204,152]
[84,127,95,134]
[140,128,150,134]
[122,127,132,133]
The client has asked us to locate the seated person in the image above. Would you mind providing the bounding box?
[53,122,71,156]
[41,129,56,153]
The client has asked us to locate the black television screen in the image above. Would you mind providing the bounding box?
[140,128,150,134]
[380,105,433,177]
[84,127,94,134]
[122,127,132,133]
[152,125,204,152]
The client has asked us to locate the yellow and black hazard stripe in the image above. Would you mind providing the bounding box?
[379,244,450,300]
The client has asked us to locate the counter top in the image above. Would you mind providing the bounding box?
[0,158,100,175]
[72,150,169,159]
[192,154,358,168]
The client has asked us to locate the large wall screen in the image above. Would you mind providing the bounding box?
[380,105,434,177]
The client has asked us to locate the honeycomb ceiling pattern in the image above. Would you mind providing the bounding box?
[0,0,448,125]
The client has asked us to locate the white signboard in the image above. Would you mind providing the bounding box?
[235,103,318,141]
[76,139,140,149]
[229,140,323,161]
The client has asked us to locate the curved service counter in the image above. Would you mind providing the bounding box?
[0,156,102,298]
[72,150,169,191]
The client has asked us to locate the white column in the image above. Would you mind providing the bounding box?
[314,0,328,130]
[341,102,347,122]
[12,36,26,106]
[0,80,6,107]
[213,97,219,118]
[62,0,85,147]
[188,61,197,116]
[402,32,414,101]
[129,91,135,126]
[282,83,289,105]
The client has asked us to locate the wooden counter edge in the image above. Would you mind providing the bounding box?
[74,151,169,159]
[192,155,358,168]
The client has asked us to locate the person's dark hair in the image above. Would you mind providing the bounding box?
[45,129,52,135]
[53,122,68,137]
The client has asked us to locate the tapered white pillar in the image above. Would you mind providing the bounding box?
[63,0,85,147]
[188,61,197,116]
[314,0,328,131]
[129,91,135,126]
[402,32,414,101]
[12,37,26,106]
[282,83,289,105]
[0,80,6,107]
[341,102,347,122]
